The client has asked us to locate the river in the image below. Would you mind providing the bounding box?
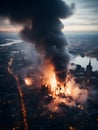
[71,55,98,71]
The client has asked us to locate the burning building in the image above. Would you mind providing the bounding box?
[0,0,98,130]
[0,0,75,84]
[0,0,87,115]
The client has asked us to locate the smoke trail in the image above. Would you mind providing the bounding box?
[0,0,75,83]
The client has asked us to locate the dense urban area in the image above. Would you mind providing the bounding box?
[0,32,98,130]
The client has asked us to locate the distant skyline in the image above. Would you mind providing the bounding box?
[0,0,98,32]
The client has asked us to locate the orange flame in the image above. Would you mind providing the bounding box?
[24,77,33,86]
[41,63,88,111]
[41,63,57,92]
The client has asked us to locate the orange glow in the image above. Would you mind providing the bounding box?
[42,63,57,93]
[24,77,33,86]
[43,68,88,101]
[41,63,88,111]
[69,126,76,130]
[42,62,88,99]
[0,26,23,32]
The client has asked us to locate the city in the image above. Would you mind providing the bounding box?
[0,0,98,129]
[0,34,98,130]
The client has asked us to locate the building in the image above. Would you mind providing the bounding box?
[86,59,92,79]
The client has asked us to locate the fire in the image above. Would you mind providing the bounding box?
[24,77,33,86]
[42,63,88,97]
[41,64,88,111]
[20,61,89,112]
[42,63,57,92]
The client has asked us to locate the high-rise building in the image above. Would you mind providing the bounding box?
[86,59,92,79]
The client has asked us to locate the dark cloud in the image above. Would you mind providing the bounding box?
[0,0,75,83]
[0,0,75,22]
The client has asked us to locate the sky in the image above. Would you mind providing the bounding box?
[63,0,98,31]
[0,0,98,32]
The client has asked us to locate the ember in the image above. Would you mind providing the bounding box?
[69,126,77,130]
[24,77,33,86]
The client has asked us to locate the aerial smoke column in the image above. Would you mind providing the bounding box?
[0,0,75,83]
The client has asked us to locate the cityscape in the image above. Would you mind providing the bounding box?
[0,32,98,130]
[0,0,98,130]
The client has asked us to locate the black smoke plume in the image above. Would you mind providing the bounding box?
[0,0,75,83]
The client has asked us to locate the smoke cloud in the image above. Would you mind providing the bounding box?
[0,0,75,83]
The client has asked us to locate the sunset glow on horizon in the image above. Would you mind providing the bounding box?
[0,0,98,32]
